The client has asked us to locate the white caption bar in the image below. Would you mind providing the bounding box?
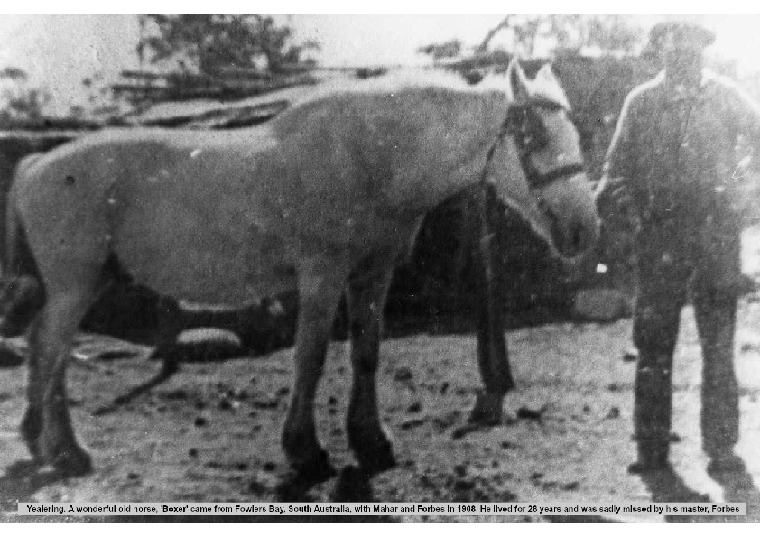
[15,502,747,516]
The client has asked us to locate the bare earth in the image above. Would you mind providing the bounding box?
[2,228,760,524]
[1,295,760,523]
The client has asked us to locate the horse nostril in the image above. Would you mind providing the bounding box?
[557,221,588,258]
[545,208,589,258]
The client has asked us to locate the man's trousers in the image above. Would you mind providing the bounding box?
[633,215,740,462]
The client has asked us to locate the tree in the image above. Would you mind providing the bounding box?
[477,15,644,58]
[572,15,643,54]
[0,67,28,81]
[418,16,644,65]
[80,72,128,119]
[136,15,319,75]
[417,39,462,62]
[0,67,51,124]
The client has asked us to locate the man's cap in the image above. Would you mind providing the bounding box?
[646,21,716,54]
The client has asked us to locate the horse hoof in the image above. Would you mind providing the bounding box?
[467,391,504,426]
[20,410,42,457]
[50,444,93,477]
[0,345,24,367]
[23,439,43,463]
[331,465,374,502]
[292,448,335,483]
[276,456,336,503]
[355,441,396,475]
[359,451,396,475]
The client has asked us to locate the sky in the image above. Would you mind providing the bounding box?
[2,7,760,114]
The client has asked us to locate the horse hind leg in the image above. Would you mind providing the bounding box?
[282,255,349,479]
[150,295,184,377]
[25,281,101,476]
[18,282,46,458]
[0,207,45,338]
[346,267,396,474]
[0,275,45,338]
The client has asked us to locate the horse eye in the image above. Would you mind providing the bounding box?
[505,108,524,128]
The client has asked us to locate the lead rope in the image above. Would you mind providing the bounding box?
[478,116,510,304]
[478,137,502,289]
[475,115,515,393]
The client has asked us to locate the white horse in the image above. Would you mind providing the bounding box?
[0,60,599,478]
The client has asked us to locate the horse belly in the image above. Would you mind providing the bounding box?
[111,185,296,307]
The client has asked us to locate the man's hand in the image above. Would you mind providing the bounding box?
[596,175,633,217]
[727,156,760,224]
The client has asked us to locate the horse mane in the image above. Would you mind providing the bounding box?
[370,67,570,110]
[353,69,503,93]
[292,66,569,110]
[293,69,506,103]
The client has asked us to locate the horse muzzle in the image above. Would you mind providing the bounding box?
[537,172,601,267]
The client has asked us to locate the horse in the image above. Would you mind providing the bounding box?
[0,59,599,478]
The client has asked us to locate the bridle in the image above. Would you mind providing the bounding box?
[475,98,586,341]
[500,99,586,189]
[477,97,587,240]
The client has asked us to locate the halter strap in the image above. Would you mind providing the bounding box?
[524,163,586,189]
[481,101,584,193]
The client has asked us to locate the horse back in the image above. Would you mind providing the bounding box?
[8,85,498,305]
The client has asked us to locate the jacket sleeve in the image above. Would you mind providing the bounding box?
[595,91,643,222]
[604,91,639,181]
[725,80,760,146]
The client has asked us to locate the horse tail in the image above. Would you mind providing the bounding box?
[0,159,46,338]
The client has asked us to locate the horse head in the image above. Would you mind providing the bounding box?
[488,59,600,273]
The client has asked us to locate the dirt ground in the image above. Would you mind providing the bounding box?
[1,294,760,523]
[2,229,760,523]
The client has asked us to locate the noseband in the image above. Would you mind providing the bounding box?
[476,98,586,357]
[475,99,585,313]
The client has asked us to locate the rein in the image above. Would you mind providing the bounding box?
[478,99,585,221]
[527,163,586,188]
[474,100,584,362]
[504,101,585,189]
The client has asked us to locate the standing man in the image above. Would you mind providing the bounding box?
[602,20,760,472]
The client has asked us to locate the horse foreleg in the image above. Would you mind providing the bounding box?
[469,234,513,426]
[346,268,395,474]
[470,308,510,425]
[282,256,348,477]
[21,321,43,460]
[25,291,93,475]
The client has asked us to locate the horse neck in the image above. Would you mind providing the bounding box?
[411,90,511,205]
[416,89,521,206]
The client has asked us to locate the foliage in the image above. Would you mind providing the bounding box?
[508,14,643,56]
[136,15,319,75]
[417,39,462,61]
[579,15,644,54]
[419,15,644,61]
[80,72,129,119]
[0,67,28,81]
[0,67,51,124]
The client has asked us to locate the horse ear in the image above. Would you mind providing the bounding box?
[536,63,557,84]
[535,62,572,110]
[506,58,530,103]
